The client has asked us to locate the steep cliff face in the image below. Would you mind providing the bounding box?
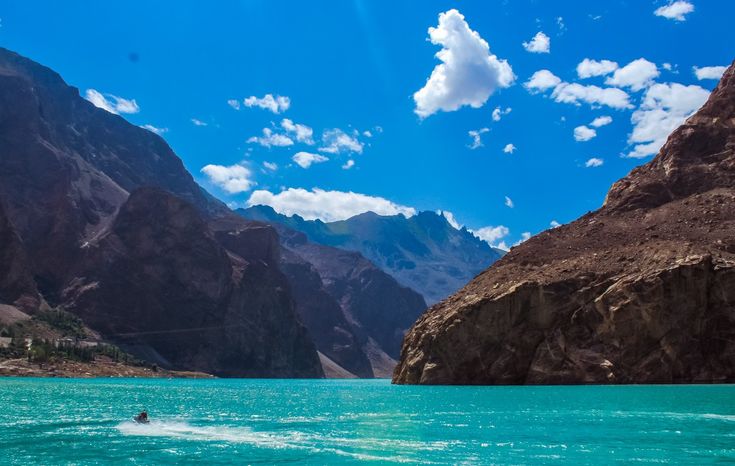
[292,240,427,360]
[278,245,374,378]
[0,48,324,378]
[0,47,225,295]
[394,60,735,385]
[62,188,323,377]
[238,215,427,377]
[0,200,39,311]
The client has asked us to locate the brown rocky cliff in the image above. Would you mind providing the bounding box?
[63,187,323,377]
[394,60,735,385]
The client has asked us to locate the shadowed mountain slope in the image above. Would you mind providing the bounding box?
[0,48,323,377]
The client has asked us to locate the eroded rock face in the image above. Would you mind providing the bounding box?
[0,47,225,296]
[394,60,735,385]
[0,200,39,311]
[238,216,427,378]
[63,188,323,377]
[278,245,374,378]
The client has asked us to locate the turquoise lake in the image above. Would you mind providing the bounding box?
[1,378,734,464]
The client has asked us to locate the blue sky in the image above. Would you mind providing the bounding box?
[1,1,732,248]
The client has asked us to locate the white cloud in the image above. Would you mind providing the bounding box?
[654,1,694,21]
[467,127,489,149]
[292,151,328,169]
[585,157,604,167]
[342,159,356,170]
[243,94,290,114]
[247,128,294,148]
[191,118,208,126]
[550,82,632,109]
[503,143,516,154]
[574,116,612,141]
[247,188,416,222]
[437,210,462,229]
[85,89,140,114]
[550,220,561,228]
[472,225,510,249]
[605,58,659,91]
[524,70,561,92]
[413,9,515,118]
[227,99,241,110]
[576,58,619,79]
[556,16,566,33]
[141,124,167,135]
[693,65,727,80]
[492,108,501,121]
[263,161,278,171]
[319,129,364,154]
[522,31,550,54]
[574,125,597,141]
[200,163,256,193]
[626,82,710,158]
[514,232,532,246]
[281,118,314,144]
[492,106,512,121]
[363,130,373,138]
[590,115,613,127]
[504,196,514,208]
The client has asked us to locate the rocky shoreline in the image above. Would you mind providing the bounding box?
[0,356,213,378]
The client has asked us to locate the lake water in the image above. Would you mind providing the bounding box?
[1,378,734,464]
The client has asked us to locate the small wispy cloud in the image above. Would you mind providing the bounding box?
[140,124,167,135]
[200,163,256,193]
[467,128,489,149]
[247,128,294,148]
[319,129,363,154]
[654,1,694,21]
[292,151,328,169]
[85,89,140,114]
[522,31,550,54]
[243,94,290,114]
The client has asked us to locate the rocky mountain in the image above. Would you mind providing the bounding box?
[241,218,428,378]
[0,47,323,377]
[0,200,39,311]
[394,60,735,385]
[239,206,504,304]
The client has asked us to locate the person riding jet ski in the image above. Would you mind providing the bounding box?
[134,410,149,424]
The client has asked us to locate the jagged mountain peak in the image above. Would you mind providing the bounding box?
[239,205,504,304]
[604,59,735,212]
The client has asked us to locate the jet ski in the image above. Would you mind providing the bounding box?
[133,411,150,424]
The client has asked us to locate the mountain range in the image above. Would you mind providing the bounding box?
[0,47,503,378]
[238,205,504,305]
